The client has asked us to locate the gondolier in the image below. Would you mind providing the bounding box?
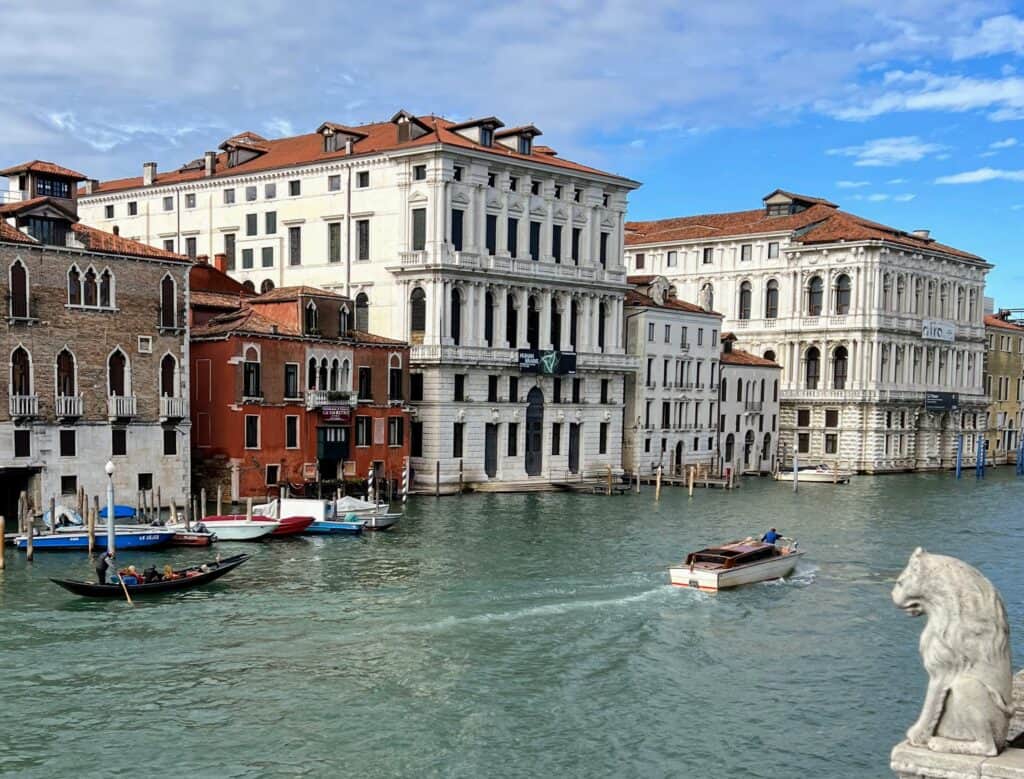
[95,551,114,584]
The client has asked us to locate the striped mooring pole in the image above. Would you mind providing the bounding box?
[1016,435,1024,477]
[955,433,963,480]
[367,466,375,505]
[402,458,410,505]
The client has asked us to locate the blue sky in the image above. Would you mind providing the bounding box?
[2,1,1023,305]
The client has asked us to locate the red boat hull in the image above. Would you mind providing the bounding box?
[171,532,214,547]
[271,516,315,536]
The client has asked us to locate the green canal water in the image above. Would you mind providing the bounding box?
[1,471,1023,778]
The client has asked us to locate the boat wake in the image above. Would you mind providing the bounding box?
[761,561,818,588]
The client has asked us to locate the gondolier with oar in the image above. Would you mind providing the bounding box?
[95,551,114,584]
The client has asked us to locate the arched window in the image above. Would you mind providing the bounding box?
[720,378,728,401]
[764,349,776,362]
[242,346,260,398]
[11,346,31,396]
[805,347,820,390]
[736,379,742,402]
[896,277,905,312]
[926,281,935,316]
[773,379,778,402]
[9,260,28,319]
[304,301,319,334]
[739,281,752,320]
[83,267,98,307]
[160,274,176,329]
[410,287,426,342]
[724,433,735,462]
[330,358,339,391]
[355,292,369,332]
[308,357,317,390]
[570,298,579,350]
[99,268,112,308]
[765,279,779,319]
[833,346,848,390]
[340,359,350,390]
[882,273,892,311]
[389,353,402,400]
[760,378,765,402]
[160,354,177,397]
[108,349,128,397]
[484,290,495,347]
[939,283,948,318]
[550,301,561,348]
[914,278,923,314]
[56,349,76,397]
[260,279,275,294]
[242,280,256,293]
[450,287,462,345]
[762,434,772,461]
[68,265,81,305]
[807,277,823,316]
[955,287,964,320]
[506,292,518,345]
[339,304,350,337]
[969,289,978,322]
[318,358,328,390]
[527,296,540,351]
[835,274,851,315]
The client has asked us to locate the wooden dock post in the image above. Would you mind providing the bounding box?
[688,466,695,497]
[459,459,464,494]
[216,486,223,516]
[156,487,162,522]
[193,496,201,528]
[93,496,100,530]
[435,461,440,498]
[26,522,34,562]
[634,469,640,494]
[655,465,663,501]
[87,507,96,555]
[793,454,799,493]
[200,488,207,519]
[606,465,612,496]
[245,497,253,523]
[169,498,178,525]
[833,461,838,485]
[49,496,56,534]
[0,515,5,570]
[77,486,84,520]
[184,498,192,531]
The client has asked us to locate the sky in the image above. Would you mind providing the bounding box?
[2,0,1023,306]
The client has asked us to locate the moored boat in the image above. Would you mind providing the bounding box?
[98,504,138,519]
[170,529,216,546]
[12,529,175,551]
[334,495,391,517]
[359,512,402,531]
[169,517,276,542]
[303,516,366,534]
[255,498,368,534]
[50,554,250,598]
[773,464,851,484]
[669,537,804,591]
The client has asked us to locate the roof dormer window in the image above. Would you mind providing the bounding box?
[480,126,494,147]
[35,177,71,199]
[518,136,532,155]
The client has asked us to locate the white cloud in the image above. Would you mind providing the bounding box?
[264,117,294,138]
[836,180,871,188]
[952,14,1024,60]
[887,178,908,184]
[827,136,946,166]
[893,193,916,201]
[850,192,915,202]
[1011,204,1024,210]
[990,137,1018,149]
[935,167,1024,184]
[628,138,646,149]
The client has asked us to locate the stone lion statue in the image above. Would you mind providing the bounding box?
[892,547,1013,756]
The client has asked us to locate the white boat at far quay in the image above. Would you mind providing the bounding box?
[669,538,804,592]
[773,464,852,484]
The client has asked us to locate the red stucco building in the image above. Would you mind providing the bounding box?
[189,260,410,499]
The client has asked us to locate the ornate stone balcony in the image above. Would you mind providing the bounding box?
[9,394,38,418]
[56,395,83,419]
[160,395,187,420]
[107,395,137,419]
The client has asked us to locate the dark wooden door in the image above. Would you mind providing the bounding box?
[525,387,544,476]
[485,424,498,478]
[568,423,580,474]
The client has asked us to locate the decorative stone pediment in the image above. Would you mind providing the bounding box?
[529,203,546,217]
[486,193,501,209]
[451,191,470,206]
[508,201,523,215]
[408,191,428,204]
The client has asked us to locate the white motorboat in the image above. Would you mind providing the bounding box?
[334,495,391,516]
[669,537,804,591]
[167,518,276,542]
[773,464,851,484]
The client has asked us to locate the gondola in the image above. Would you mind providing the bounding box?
[49,554,250,598]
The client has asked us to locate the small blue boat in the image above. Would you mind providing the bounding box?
[303,518,365,535]
[13,530,174,551]
[98,505,137,520]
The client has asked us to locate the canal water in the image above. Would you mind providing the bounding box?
[1,471,1022,778]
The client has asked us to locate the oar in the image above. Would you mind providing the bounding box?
[116,574,134,606]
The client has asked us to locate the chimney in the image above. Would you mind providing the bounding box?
[213,253,227,273]
[204,151,216,177]
[196,254,209,265]
[345,138,353,155]
[112,226,120,236]
[912,229,930,239]
[143,162,157,186]
[724,339,733,353]
[84,179,99,195]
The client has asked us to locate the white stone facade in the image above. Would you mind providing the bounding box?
[625,193,992,472]
[78,114,640,487]
[717,349,782,475]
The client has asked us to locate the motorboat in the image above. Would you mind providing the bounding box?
[334,495,391,517]
[669,537,804,591]
[98,504,138,519]
[12,529,175,551]
[255,498,366,534]
[51,554,250,598]
[168,517,276,542]
[168,528,217,546]
[304,516,366,534]
[773,464,851,484]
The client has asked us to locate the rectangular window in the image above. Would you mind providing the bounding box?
[697,328,704,346]
[266,464,279,486]
[825,409,839,428]
[768,242,780,259]
[246,213,257,236]
[552,224,562,263]
[412,164,427,181]
[245,415,260,448]
[356,219,370,260]
[486,214,498,255]
[185,236,197,258]
[453,166,463,181]
[61,475,77,496]
[356,171,369,188]
[488,375,499,402]
[224,188,236,204]
[453,422,464,458]
[552,423,562,455]
[59,429,76,457]
[529,221,541,261]
[454,374,466,402]
[265,211,277,234]
[666,250,677,267]
[741,244,752,262]
[265,183,276,199]
[328,175,341,192]
[163,429,177,456]
[105,204,114,219]
[136,473,153,492]
[328,222,341,263]
[224,233,236,270]
[573,188,582,203]
[411,421,423,456]
[664,324,671,343]
[531,180,541,196]
[243,360,261,397]
[571,378,581,404]
[507,423,518,456]
[284,363,299,399]
[825,433,838,454]
[487,172,496,188]
[289,179,301,196]
[14,429,30,458]
[288,226,301,266]
[185,193,196,209]
[245,186,257,202]
[241,248,254,269]
[601,379,610,404]
[506,218,518,257]
[648,322,655,342]
[552,377,562,404]
[358,367,372,400]
[635,253,645,270]
[702,247,713,264]
[261,246,274,267]
[509,376,519,403]
[410,373,424,401]
[508,176,518,192]
[797,432,810,453]
[389,367,403,401]
[356,416,372,446]
[599,422,608,454]
[162,196,174,212]
[451,209,464,251]
[388,417,404,446]
[797,409,811,427]
[599,232,609,267]
[571,228,581,264]
[411,209,427,251]
[128,201,138,216]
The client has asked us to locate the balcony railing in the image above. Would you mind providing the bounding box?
[9,394,38,417]
[107,395,137,419]
[306,389,354,409]
[744,400,763,412]
[56,395,83,418]
[160,395,187,419]
[0,190,28,204]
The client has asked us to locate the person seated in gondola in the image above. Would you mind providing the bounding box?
[162,564,178,581]
[120,565,140,585]
[143,566,160,583]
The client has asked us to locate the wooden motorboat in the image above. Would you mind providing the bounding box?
[303,517,365,534]
[356,512,401,531]
[50,554,250,598]
[12,529,175,551]
[170,529,216,546]
[669,537,804,591]
[773,465,851,484]
[254,498,367,534]
[168,517,276,542]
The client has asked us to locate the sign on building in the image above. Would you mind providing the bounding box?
[517,350,577,375]
[321,405,351,423]
[921,320,956,342]
[924,391,959,411]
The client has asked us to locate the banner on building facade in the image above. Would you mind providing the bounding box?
[921,320,956,342]
[321,405,351,423]
[924,391,959,411]
[517,350,578,375]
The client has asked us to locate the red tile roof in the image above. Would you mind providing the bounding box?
[0,196,78,218]
[193,303,406,346]
[625,199,983,262]
[624,288,721,316]
[0,160,89,180]
[984,314,1024,332]
[720,349,781,368]
[69,224,189,262]
[191,290,247,310]
[249,285,348,303]
[84,114,636,195]
[0,221,35,244]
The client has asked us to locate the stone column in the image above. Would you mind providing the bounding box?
[579,295,592,352]
[475,185,487,255]
[540,289,553,350]
[426,279,439,345]
[516,288,528,348]
[463,282,477,347]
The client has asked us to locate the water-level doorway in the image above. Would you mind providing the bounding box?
[525,387,544,476]
[485,424,498,478]
[568,422,580,474]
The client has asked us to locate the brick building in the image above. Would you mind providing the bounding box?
[0,160,191,519]
[189,263,410,499]
[982,312,1024,463]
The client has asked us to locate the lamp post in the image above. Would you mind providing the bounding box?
[105,460,116,557]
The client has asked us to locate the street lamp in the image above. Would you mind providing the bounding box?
[105,460,116,557]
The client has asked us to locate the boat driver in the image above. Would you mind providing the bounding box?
[761,528,781,545]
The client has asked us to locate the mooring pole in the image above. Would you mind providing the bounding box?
[792,453,799,493]
[0,515,5,570]
[87,507,96,555]
[655,465,663,501]
[688,465,695,497]
[216,485,223,516]
[955,433,963,479]
[435,460,440,498]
